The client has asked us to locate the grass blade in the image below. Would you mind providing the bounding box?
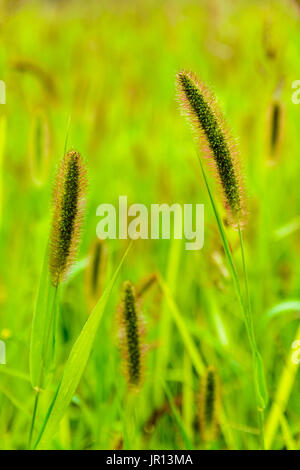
[33,243,132,449]
[161,379,193,450]
[29,244,58,389]
[157,273,205,376]
[265,323,300,449]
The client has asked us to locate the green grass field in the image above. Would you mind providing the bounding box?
[1,0,300,450]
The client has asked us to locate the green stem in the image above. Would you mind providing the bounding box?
[28,284,59,449]
[28,391,40,448]
[238,225,265,449]
[198,154,267,448]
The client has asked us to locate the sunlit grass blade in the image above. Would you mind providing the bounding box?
[161,379,193,450]
[278,412,296,450]
[33,243,132,449]
[154,238,181,404]
[264,300,300,321]
[157,273,205,376]
[265,323,300,449]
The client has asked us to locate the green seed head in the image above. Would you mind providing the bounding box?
[177,70,244,226]
[119,281,144,389]
[199,365,220,442]
[268,99,284,163]
[49,150,87,286]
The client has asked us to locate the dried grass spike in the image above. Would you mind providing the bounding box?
[199,365,220,442]
[177,70,244,226]
[49,149,87,286]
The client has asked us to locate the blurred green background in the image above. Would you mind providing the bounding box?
[0,0,300,450]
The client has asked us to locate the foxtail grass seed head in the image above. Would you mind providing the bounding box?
[85,238,108,312]
[199,365,220,442]
[267,100,284,164]
[177,70,245,226]
[49,150,87,287]
[118,281,144,389]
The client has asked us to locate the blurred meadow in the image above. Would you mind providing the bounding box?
[1,0,300,450]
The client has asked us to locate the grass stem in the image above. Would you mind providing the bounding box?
[198,154,267,448]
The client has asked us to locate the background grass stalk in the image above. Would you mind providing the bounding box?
[265,323,300,449]
[153,238,181,405]
[238,225,266,449]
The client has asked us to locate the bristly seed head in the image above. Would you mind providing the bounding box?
[177,70,245,226]
[199,365,220,442]
[268,100,284,163]
[118,281,144,389]
[49,149,87,286]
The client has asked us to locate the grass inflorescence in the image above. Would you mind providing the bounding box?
[177,71,244,226]
[118,281,145,389]
[199,366,220,443]
[49,149,87,286]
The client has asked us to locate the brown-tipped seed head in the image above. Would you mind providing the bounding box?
[199,365,221,442]
[49,150,87,286]
[177,70,245,226]
[118,281,144,389]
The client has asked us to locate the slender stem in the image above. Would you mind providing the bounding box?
[198,154,266,448]
[238,225,265,449]
[258,409,265,450]
[28,391,40,448]
[28,284,58,449]
[238,226,256,347]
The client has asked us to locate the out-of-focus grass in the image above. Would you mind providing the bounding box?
[0,0,300,450]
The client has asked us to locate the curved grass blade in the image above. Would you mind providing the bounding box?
[33,243,132,449]
[161,379,193,450]
[265,323,300,449]
[157,273,205,376]
[264,301,300,321]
